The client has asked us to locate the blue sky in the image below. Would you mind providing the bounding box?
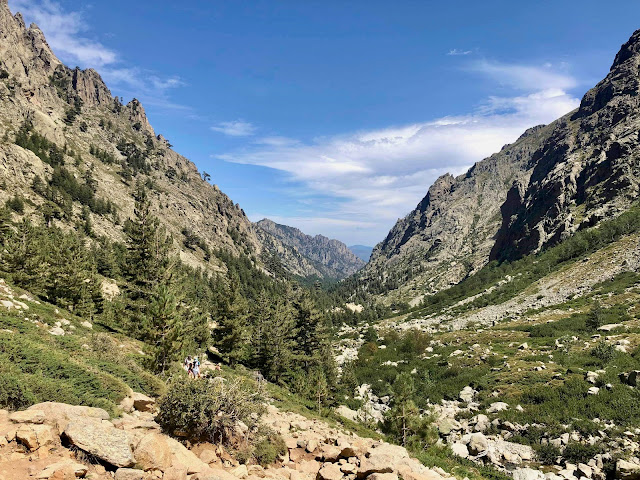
[8,1,640,246]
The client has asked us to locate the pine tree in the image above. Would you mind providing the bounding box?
[213,282,251,365]
[147,283,182,373]
[259,296,297,383]
[122,182,172,335]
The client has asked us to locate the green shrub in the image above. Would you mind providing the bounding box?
[252,428,287,466]
[590,341,614,364]
[157,376,264,444]
[0,373,36,410]
[534,443,561,465]
[563,441,602,464]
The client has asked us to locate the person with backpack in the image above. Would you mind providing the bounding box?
[193,356,201,378]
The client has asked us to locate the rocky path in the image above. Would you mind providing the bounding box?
[0,394,449,480]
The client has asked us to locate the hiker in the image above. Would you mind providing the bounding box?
[193,356,201,379]
[183,355,192,372]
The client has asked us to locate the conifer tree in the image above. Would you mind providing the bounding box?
[212,282,251,365]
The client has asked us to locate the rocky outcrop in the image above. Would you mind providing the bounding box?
[362,28,640,301]
[256,219,366,279]
[0,0,276,279]
[360,124,553,299]
[0,400,449,480]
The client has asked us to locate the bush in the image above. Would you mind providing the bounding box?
[563,441,602,464]
[252,428,287,466]
[534,443,561,465]
[591,341,614,364]
[157,376,264,444]
[0,373,36,410]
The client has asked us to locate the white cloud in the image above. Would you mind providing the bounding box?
[9,1,187,111]
[447,49,472,56]
[216,62,581,245]
[9,0,117,67]
[211,120,256,137]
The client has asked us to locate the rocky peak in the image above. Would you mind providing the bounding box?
[126,98,155,136]
[71,67,112,107]
[256,219,366,279]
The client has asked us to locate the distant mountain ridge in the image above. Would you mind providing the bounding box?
[349,245,373,262]
[360,28,640,303]
[256,219,365,280]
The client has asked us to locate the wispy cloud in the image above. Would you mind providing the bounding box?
[10,0,116,67]
[216,62,581,245]
[447,48,472,56]
[211,120,256,137]
[9,0,187,111]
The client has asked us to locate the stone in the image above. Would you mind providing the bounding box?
[35,460,88,479]
[64,419,135,468]
[48,327,65,336]
[163,466,188,480]
[616,459,640,479]
[318,462,344,480]
[114,469,146,480]
[468,433,488,455]
[577,463,593,478]
[28,402,109,432]
[368,475,399,480]
[359,456,394,477]
[16,424,57,451]
[317,444,342,462]
[487,402,509,413]
[587,387,600,395]
[166,436,210,474]
[437,418,460,435]
[134,432,172,471]
[513,468,545,480]
[336,405,359,422]
[9,409,45,424]
[459,386,476,403]
[132,392,155,412]
[585,372,599,385]
[451,442,469,458]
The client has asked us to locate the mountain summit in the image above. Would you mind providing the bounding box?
[360,28,640,303]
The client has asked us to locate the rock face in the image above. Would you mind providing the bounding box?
[256,219,366,279]
[64,419,135,468]
[361,28,640,299]
[0,0,287,280]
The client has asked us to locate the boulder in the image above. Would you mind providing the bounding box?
[451,442,469,458]
[336,405,359,422]
[28,402,109,431]
[163,466,188,480]
[468,433,488,456]
[132,392,155,412]
[437,418,460,435]
[318,462,344,480]
[134,432,172,471]
[459,386,476,403]
[616,459,640,479]
[317,444,342,462]
[16,424,57,451]
[9,409,45,424]
[359,456,394,478]
[166,436,210,474]
[513,469,545,480]
[368,475,399,480]
[64,419,135,468]
[114,469,146,480]
[487,402,509,413]
[585,372,599,385]
[35,460,88,479]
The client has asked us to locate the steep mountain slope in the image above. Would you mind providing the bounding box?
[256,218,365,279]
[362,28,640,304]
[0,0,261,275]
[349,245,373,262]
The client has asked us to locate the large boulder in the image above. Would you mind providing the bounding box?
[64,419,135,468]
[451,442,469,458]
[28,402,109,432]
[166,436,210,474]
[132,392,155,412]
[163,466,188,480]
[513,468,545,480]
[318,462,344,480]
[468,433,488,456]
[36,460,88,479]
[134,432,172,471]
[368,475,400,480]
[9,409,45,424]
[459,386,476,403]
[616,460,640,479]
[359,456,394,478]
[16,424,57,451]
[114,469,146,480]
